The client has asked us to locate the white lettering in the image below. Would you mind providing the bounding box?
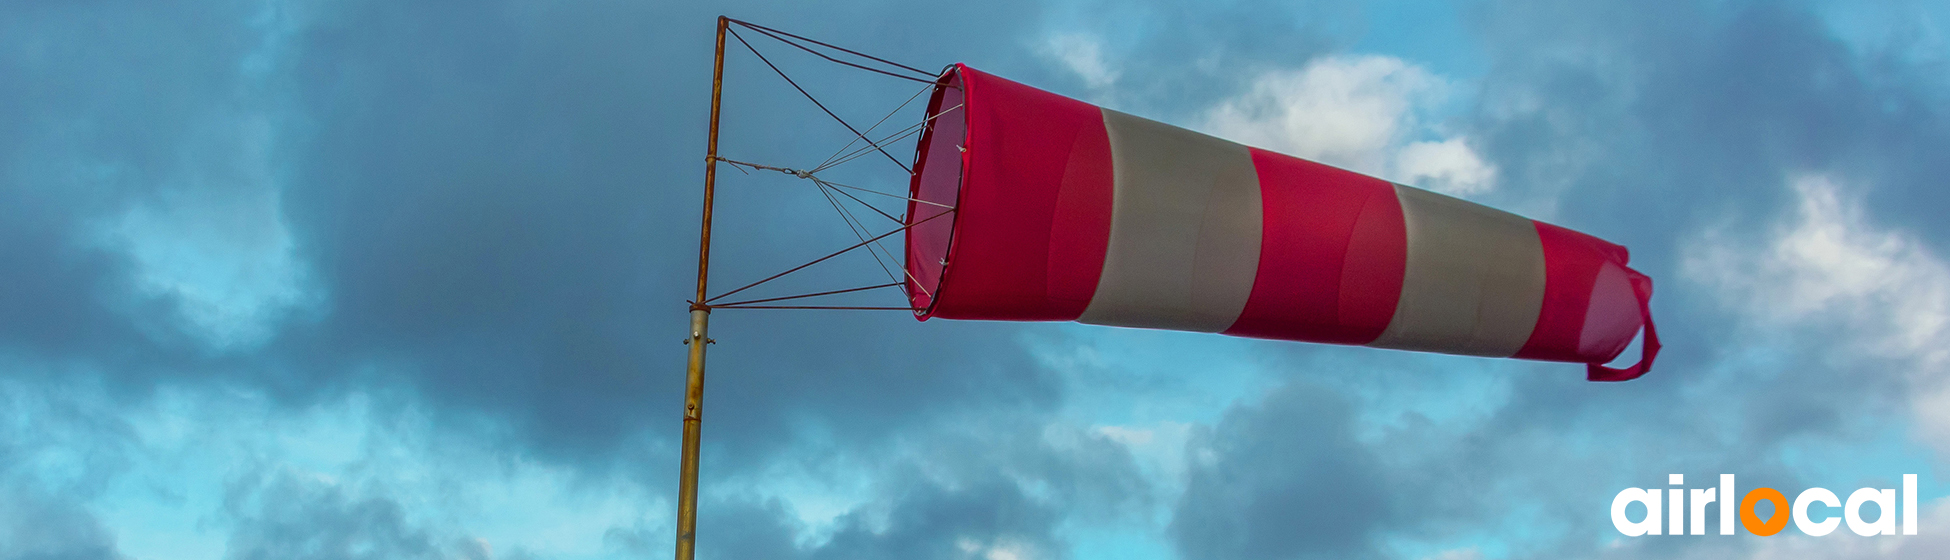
[1690,488,1716,535]
[1612,488,1662,536]
[1905,474,1918,536]
[1720,474,1736,535]
[1846,488,1895,536]
[1794,488,1841,537]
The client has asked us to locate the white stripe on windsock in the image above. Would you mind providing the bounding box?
[1368,184,1546,357]
[1079,109,1263,332]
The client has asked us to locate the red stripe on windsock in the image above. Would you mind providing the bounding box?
[1223,149,1405,344]
[1513,222,1637,363]
[927,65,1113,321]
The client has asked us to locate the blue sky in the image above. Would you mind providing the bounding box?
[4,0,1950,558]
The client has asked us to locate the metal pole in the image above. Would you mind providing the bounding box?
[675,15,727,560]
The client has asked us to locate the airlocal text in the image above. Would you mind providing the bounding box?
[1612,474,1918,536]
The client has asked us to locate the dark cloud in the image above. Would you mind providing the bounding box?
[1171,382,1393,560]
[601,411,1149,560]
[221,469,489,560]
[698,499,806,560]
[0,0,255,374]
[1021,0,1359,116]
[690,464,1083,560]
[0,489,126,560]
[0,0,1076,470]
[259,0,1079,474]
[0,382,139,560]
[655,478,1075,560]
[1455,0,1940,444]
[808,475,1068,560]
[1472,0,1950,259]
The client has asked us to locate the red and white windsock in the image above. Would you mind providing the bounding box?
[904,64,1659,381]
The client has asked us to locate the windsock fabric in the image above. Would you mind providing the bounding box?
[904,64,1659,381]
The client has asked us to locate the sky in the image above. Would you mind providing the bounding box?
[4,0,1950,558]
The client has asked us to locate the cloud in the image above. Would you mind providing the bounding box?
[221,468,489,560]
[254,0,1086,472]
[99,114,316,352]
[0,378,136,560]
[2,0,1073,472]
[0,0,278,370]
[600,411,1150,560]
[0,490,127,560]
[1395,137,1497,196]
[1685,174,1950,455]
[1204,55,1433,169]
[806,476,1067,560]
[1050,0,1361,112]
[1171,382,1393,560]
[1041,33,1119,90]
[1685,174,1949,361]
[1202,55,1498,197]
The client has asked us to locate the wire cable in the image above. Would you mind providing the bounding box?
[727,18,939,79]
[706,208,953,304]
[708,282,902,308]
[728,27,912,174]
[814,82,935,172]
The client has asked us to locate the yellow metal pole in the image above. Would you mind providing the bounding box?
[675,15,728,560]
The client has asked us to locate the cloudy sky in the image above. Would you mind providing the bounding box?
[5,0,1950,558]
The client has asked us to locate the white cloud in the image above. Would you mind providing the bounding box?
[958,536,1043,560]
[1684,174,1950,454]
[1041,33,1119,90]
[1204,55,1431,172]
[1396,137,1498,196]
[1201,55,1496,197]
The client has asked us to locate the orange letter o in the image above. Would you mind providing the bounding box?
[1741,488,1790,536]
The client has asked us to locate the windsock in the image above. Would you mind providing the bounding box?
[904,64,1659,380]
